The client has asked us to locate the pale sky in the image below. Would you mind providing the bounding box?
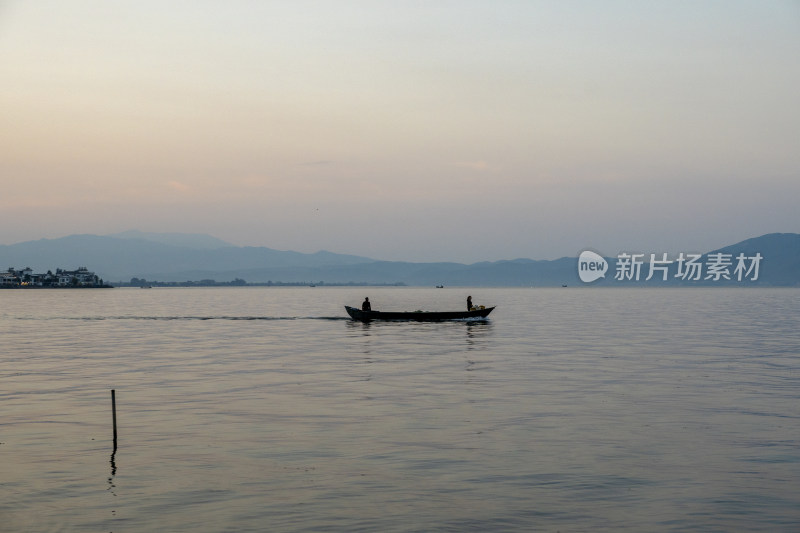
[2,1,799,262]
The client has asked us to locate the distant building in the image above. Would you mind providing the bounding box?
[1,271,18,286]
[1,266,106,288]
[55,267,101,286]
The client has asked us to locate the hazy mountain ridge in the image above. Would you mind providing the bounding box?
[0,232,797,286]
[0,233,374,281]
[106,230,234,250]
[713,233,800,286]
[583,232,800,287]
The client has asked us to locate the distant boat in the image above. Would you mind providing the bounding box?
[345,305,494,322]
[435,285,444,288]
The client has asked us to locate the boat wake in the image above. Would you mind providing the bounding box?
[17,316,352,321]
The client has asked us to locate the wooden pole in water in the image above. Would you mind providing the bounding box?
[111,389,118,451]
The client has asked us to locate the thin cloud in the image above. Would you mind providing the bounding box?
[167,181,192,193]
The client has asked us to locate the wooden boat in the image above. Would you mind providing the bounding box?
[345,305,494,321]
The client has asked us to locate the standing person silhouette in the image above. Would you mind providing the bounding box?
[362,297,371,311]
[467,295,473,311]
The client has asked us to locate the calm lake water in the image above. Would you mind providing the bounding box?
[1,287,798,532]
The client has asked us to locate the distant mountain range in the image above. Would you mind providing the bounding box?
[0,231,797,286]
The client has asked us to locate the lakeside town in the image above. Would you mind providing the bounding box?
[2,267,404,288]
[1,267,109,288]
